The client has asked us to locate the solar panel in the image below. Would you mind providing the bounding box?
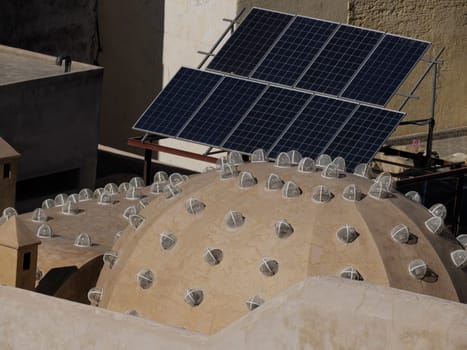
[222,86,311,154]
[251,16,338,86]
[206,8,293,77]
[178,76,267,146]
[294,25,383,95]
[268,96,357,158]
[134,67,406,169]
[133,67,221,136]
[323,105,404,170]
[341,34,430,105]
[207,8,430,106]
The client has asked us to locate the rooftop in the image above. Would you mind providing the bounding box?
[0,137,20,159]
[0,45,101,86]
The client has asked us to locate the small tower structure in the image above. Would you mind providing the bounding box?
[0,137,20,212]
[0,216,41,290]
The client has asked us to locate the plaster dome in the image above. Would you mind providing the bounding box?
[95,161,466,334]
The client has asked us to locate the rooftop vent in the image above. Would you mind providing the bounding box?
[297,157,315,173]
[36,269,43,281]
[54,194,68,207]
[36,224,53,239]
[450,250,467,269]
[62,199,80,215]
[87,287,103,306]
[332,156,346,172]
[375,172,395,192]
[151,181,167,194]
[322,162,339,179]
[429,203,447,220]
[103,251,118,269]
[153,171,169,183]
[138,197,152,209]
[114,231,122,242]
[251,149,267,163]
[340,266,363,280]
[274,152,291,168]
[68,194,79,203]
[246,295,264,311]
[185,288,204,306]
[160,232,177,250]
[424,216,444,235]
[405,190,422,203]
[126,186,142,200]
[169,173,185,186]
[185,198,206,215]
[368,182,390,199]
[216,156,228,171]
[239,171,257,188]
[125,309,139,317]
[408,259,427,280]
[98,192,113,205]
[129,177,145,189]
[123,205,139,220]
[78,188,93,202]
[287,150,302,165]
[224,210,245,229]
[220,163,239,179]
[204,248,223,265]
[136,269,154,289]
[118,182,130,193]
[42,199,55,209]
[104,183,118,195]
[129,214,145,230]
[265,173,284,191]
[342,184,362,201]
[336,225,358,244]
[275,219,294,239]
[282,181,302,199]
[312,185,332,203]
[74,233,92,247]
[32,208,47,223]
[316,154,332,169]
[391,224,410,243]
[164,184,182,199]
[457,234,467,248]
[259,258,279,276]
[93,188,104,199]
[228,151,243,165]
[353,163,372,178]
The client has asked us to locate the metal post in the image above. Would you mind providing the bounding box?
[425,61,438,165]
[144,149,152,186]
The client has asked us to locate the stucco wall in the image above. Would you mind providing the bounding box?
[97,0,164,153]
[237,0,348,22]
[0,69,102,188]
[348,0,467,137]
[0,0,98,63]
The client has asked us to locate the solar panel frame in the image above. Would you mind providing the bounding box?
[322,105,405,170]
[206,8,294,77]
[133,67,223,138]
[341,33,431,105]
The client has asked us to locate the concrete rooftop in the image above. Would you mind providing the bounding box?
[0,45,101,86]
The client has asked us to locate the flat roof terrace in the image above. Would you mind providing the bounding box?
[0,44,100,86]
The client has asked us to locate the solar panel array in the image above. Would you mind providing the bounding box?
[134,67,405,170]
[207,8,430,106]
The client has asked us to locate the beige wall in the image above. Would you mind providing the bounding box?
[349,0,467,137]
[98,0,164,153]
[237,0,348,22]
[15,245,38,290]
[0,247,18,286]
[0,157,18,212]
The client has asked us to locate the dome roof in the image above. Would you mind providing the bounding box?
[95,161,466,334]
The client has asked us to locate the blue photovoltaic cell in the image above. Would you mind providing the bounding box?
[342,35,430,105]
[223,86,310,154]
[252,16,338,86]
[207,8,293,77]
[269,96,357,158]
[323,105,405,170]
[296,25,383,95]
[179,77,266,146]
[134,68,221,136]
